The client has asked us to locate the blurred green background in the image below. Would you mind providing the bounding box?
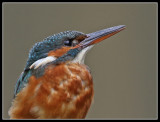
[2,2,158,119]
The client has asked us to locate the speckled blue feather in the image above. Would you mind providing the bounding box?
[14,31,85,97]
[25,31,85,70]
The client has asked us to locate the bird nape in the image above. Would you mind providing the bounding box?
[8,25,125,119]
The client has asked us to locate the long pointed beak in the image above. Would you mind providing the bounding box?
[74,25,126,49]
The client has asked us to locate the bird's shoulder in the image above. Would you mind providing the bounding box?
[11,63,94,118]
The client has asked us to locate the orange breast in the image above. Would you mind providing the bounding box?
[9,63,94,119]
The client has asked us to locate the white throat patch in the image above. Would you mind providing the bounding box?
[72,45,94,64]
[30,56,57,69]
[29,45,93,69]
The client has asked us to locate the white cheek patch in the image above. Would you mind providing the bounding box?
[30,56,57,69]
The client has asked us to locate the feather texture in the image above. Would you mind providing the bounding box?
[9,63,93,119]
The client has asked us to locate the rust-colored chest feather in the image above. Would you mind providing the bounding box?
[9,63,94,119]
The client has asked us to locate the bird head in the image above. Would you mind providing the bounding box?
[26,25,125,71]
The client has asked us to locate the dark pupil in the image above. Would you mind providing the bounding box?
[64,39,73,46]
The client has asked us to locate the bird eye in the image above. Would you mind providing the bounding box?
[64,40,71,46]
[64,39,79,47]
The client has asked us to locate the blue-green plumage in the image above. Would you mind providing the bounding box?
[10,25,126,119]
[14,69,32,97]
[14,31,85,97]
[14,25,126,98]
[25,31,85,70]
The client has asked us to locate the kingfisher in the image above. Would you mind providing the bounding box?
[8,25,125,119]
